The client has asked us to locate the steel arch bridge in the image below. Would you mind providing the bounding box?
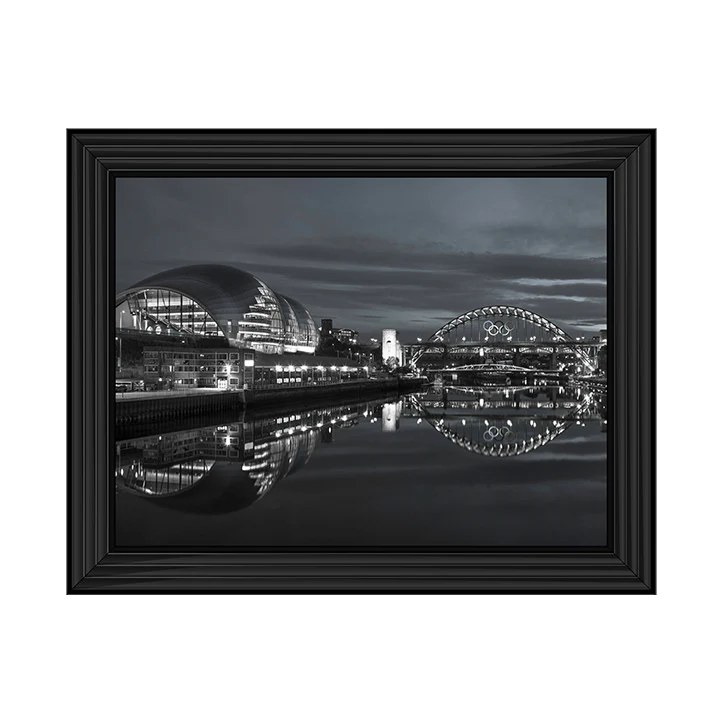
[410,392,596,458]
[410,305,595,371]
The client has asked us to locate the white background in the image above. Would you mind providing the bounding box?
[1,1,720,721]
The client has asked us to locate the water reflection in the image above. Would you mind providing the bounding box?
[116,385,605,518]
[411,384,606,457]
[116,404,345,513]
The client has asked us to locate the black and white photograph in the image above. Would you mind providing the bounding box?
[114,176,608,549]
[13,0,723,718]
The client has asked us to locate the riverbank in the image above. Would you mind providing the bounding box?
[115,377,425,428]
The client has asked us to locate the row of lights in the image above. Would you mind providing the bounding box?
[273,365,368,373]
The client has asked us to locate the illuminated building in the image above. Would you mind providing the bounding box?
[115,264,319,354]
[331,327,359,344]
[382,328,399,364]
[319,320,359,345]
[143,347,252,391]
[141,347,368,391]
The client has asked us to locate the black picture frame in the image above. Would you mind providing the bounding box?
[68,129,655,593]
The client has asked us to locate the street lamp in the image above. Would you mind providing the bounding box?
[115,336,122,371]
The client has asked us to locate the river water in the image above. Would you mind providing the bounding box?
[115,385,607,548]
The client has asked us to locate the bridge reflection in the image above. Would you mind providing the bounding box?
[408,385,605,457]
[116,385,606,514]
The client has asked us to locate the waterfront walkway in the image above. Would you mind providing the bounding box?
[115,388,225,401]
[116,377,426,427]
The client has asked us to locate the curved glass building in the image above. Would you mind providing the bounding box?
[115,264,319,354]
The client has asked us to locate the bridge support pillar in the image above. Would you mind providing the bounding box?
[550,350,557,370]
[514,350,521,366]
[588,345,597,366]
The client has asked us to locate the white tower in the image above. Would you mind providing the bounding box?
[382,328,398,366]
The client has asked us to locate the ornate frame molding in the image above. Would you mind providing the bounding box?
[68,130,655,593]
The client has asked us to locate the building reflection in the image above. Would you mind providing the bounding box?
[115,398,369,514]
[116,385,606,515]
[381,400,402,432]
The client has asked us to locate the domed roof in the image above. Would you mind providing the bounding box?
[118,264,274,325]
[278,293,317,343]
[116,263,320,353]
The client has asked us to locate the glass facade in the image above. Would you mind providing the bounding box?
[118,290,223,337]
[277,294,318,353]
[115,264,320,354]
[236,283,285,353]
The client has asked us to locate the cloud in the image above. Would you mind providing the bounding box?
[116,177,607,339]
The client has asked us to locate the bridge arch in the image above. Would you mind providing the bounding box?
[411,305,594,371]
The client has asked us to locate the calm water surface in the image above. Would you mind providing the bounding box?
[115,386,607,547]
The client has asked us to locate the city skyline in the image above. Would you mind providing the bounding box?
[116,177,607,341]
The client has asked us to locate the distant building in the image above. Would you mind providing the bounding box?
[321,319,334,338]
[320,322,359,345]
[332,327,359,345]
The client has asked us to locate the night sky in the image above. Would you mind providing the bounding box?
[116,177,607,342]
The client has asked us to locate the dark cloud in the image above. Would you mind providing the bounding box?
[117,177,607,339]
